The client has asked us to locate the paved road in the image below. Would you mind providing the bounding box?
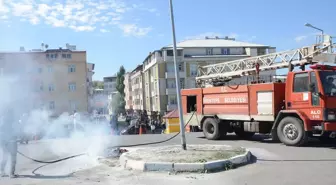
[1,132,336,185]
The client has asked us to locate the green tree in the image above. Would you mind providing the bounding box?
[112,66,126,114]
[93,81,104,89]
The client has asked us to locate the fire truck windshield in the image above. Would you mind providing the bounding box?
[320,71,336,96]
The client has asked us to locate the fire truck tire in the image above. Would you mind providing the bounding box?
[203,118,221,140]
[277,117,308,146]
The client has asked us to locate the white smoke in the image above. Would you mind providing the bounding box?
[0,52,119,170]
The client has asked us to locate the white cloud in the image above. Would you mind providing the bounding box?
[100,29,110,33]
[69,25,96,32]
[29,16,40,25]
[10,2,33,16]
[295,35,307,42]
[0,0,156,36]
[0,15,7,20]
[119,24,152,37]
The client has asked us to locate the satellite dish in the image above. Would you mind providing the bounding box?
[45,44,49,49]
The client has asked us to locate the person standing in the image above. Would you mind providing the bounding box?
[0,108,19,178]
[73,110,79,132]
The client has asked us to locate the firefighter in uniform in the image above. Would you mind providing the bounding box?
[0,108,19,178]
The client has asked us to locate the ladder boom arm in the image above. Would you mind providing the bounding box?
[196,43,334,82]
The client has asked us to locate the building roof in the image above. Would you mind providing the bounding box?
[131,64,143,73]
[163,109,179,118]
[163,38,269,48]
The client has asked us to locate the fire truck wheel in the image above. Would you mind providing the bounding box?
[203,118,221,140]
[277,117,308,146]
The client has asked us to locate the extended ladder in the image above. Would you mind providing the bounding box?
[196,35,335,87]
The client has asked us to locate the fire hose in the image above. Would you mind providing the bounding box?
[17,111,197,164]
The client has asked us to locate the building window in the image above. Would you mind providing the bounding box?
[47,66,53,73]
[39,82,43,91]
[167,79,176,88]
[221,48,230,55]
[68,82,76,91]
[48,83,55,92]
[177,50,183,56]
[178,63,184,71]
[190,79,196,88]
[180,78,185,89]
[168,95,177,105]
[68,64,76,73]
[167,50,174,56]
[190,64,198,76]
[69,100,77,111]
[166,63,175,73]
[257,48,266,55]
[46,53,58,59]
[206,48,213,55]
[62,53,72,59]
[38,67,43,73]
[49,101,55,110]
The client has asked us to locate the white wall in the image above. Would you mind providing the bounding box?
[183,47,246,56]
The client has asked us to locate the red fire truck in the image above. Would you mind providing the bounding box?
[181,35,336,146]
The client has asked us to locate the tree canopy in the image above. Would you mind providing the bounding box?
[111,66,126,114]
[92,81,104,89]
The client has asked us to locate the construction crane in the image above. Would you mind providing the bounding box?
[196,35,336,87]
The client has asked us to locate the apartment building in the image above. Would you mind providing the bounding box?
[124,72,132,110]
[87,63,95,112]
[130,65,145,111]
[103,76,117,95]
[138,36,276,115]
[0,47,89,115]
[92,88,108,114]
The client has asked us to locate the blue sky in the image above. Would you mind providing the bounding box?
[0,0,335,80]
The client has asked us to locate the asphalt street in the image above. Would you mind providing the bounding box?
[1,132,336,185]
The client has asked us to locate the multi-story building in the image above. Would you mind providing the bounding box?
[0,47,89,115]
[123,72,132,110]
[103,76,117,95]
[87,63,95,112]
[139,36,276,115]
[92,88,107,114]
[130,65,145,111]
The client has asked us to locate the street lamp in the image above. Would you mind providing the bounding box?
[305,23,324,43]
[169,0,187,150]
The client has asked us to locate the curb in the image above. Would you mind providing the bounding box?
[119,149,252,172]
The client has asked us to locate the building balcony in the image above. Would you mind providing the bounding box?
[167,104,177,111]
[164,55,183,62]
[166,88,177,95]
[134,94,140,100]
[165,71,186,78]
[132,84,140,89]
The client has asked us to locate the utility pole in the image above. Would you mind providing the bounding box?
[169,0,187,150]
